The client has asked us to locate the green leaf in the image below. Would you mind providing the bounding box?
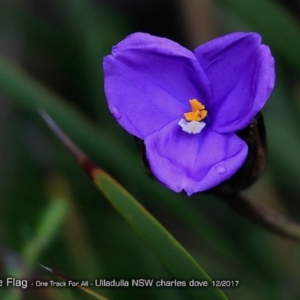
[22,198,69,268]
[0,54,245,270]
[40,111,228,300]
[40,265,109,300]
[92,169,228,300]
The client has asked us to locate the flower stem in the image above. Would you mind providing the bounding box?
[218,193,300,242]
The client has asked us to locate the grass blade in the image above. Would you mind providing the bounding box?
[40,265,109,300]
[0,55,260,279]
[41,111,228,300]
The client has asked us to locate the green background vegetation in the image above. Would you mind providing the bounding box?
[0,0,300,299]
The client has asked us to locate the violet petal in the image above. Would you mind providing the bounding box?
[144,119,248,195]
[194,32,275,133]
[104,32,212,139]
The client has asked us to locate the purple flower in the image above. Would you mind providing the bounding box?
[103,32,275,196]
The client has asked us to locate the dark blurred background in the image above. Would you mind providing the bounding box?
[1,0,300,299]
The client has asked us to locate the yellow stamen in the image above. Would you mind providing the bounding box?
[199,109,207,119]
[190,99,205,112]
[184,111,201,121]
[184,99,207,122]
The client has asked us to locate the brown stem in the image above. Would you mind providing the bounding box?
[218,193,300,242]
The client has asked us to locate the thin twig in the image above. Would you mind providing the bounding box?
[219,192,300,242]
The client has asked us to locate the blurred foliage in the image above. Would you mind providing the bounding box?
[0,0,300,299]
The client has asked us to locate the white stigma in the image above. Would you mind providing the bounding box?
[178,119,206,134]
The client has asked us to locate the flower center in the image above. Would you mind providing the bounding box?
[178,99,208,134]
[184,99,208,122]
